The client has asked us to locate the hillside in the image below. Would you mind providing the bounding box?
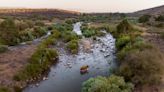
[132,5,164,16]
[0,8,80,18]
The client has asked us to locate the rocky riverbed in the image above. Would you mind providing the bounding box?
[23,22,116,92]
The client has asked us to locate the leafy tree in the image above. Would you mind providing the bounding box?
[82,75,134,92]
[116,19,132,34]
[155,15,164,22]
[0,18,19,45]
[138,15,151,23]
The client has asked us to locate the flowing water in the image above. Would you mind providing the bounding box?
[23,22,116,92]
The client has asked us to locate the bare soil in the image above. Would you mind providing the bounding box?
[0,44,37,87]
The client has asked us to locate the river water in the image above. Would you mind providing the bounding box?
[23,22,116,92]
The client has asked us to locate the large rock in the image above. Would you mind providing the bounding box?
[81,40,91,52]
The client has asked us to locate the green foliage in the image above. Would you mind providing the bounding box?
[51,30,62,39]
[160,32,164,39]
[116,35,131,50]
[0,18,19,45]
[33,27,47,38]
[82,29,96,37]
[65,19,77,24]
[35,21,45,26]
[82,75,134,92]
[155,15,164,22]
[66,40,79,54]
[53,23,73,31]
[138,15,151,23]
[14,48,58,81]
[116,19,132,35]
[62,31,78,42]
[0,87,10,92]
[14,33,58,81]
[0,45,8,53]
[117,48,163,85]
[115,20,163,86]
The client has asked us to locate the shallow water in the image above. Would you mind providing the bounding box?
[23,22,116,92]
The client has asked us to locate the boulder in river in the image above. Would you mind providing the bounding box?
[82,40,91,52]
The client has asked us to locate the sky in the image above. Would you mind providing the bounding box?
[0,0,164,13]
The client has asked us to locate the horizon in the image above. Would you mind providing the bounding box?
[0,0,163,13]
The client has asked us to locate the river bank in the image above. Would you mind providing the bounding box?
[22,22,116,92]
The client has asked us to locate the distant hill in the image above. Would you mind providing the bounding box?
[132,5,164,16]
[0,8,80,19]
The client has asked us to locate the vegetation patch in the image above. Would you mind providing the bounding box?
[14,31,59,82]
[66,40,79,54]
[138,14,151,23]
[0,45,8,53]
[0,87,10,92]
[115,19,164,86]
[82,75,134,92]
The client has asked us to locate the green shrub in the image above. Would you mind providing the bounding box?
[0,45,8,53]
[116,19,133,35]
[62,31,78,42]
[0,18,19,45]
[14,48,58,81]
[116,35,131,50]
[155,15,164,22]
[82,75,134,92]
[39,36,56,49]
[51,30,62,39]
[138,15,151,23]
[35,21,45,26]
[66,40,78,54]
[0,87,10,92]
[117,48,163,85]
[33,27,47,38]
[160,32,164,39]
[82,30,96,37]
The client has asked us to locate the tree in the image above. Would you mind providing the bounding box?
[155,15,164,22]
[0,18,19,45]
[82,75,134,92]
[116,19,132,34]
[138,15,151,23]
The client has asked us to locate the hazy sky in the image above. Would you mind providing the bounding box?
[0,0,164,13]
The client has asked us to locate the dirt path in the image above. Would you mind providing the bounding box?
[0,44,37,86]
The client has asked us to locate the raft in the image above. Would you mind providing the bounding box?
[80,65,89,74]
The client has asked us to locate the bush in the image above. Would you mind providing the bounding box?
[82,30,96,37]
[0,18,19,45]
[160,32,164,39]
[116,35,131,50]
[138,15,151,23]
[62,31,78,42]
[117,48,163,85]
[155,15,164,22]
[66,40,78,54]
[0,87,10,92]
[82,75,134,92]
[116,19,133,35]
[33,27,47,38]
[35,21,45,26]
[0,45,8,53]
[51,30,62,39]
[14,48,58,81]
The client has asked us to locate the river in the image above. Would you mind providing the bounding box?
[23,22,116,92]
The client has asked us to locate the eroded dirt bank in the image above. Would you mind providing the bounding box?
[0,44,37,86]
